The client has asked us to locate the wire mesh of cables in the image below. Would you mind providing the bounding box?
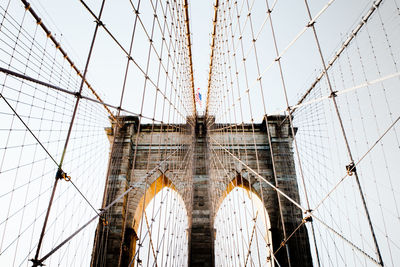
[206,0,400,266]
[0,0,400,266]
[0,0,195,266]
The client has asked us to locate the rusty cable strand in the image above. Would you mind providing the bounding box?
[205,0,219,117]
[20,0,118,125]
[183,0,197,116]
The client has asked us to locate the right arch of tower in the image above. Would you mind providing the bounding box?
[206,115,313,267]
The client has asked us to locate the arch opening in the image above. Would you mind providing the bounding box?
[131,175,189,267]
[214,184,274,267]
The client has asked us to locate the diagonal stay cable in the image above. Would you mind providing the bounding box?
[206,0,338,124]
[32,146,182,265]
[291,71,400,110]
[266,104,400,266]
[0,91,103,218]
[0,92,59,166]
[273,219,307,257]
[270,212,382,267]
[20,0,117,123]
[0,66,177,126]
[312,216,382,266]
[208,0,383,129]
[210,133,384,265]
[129,144,193,266]
[279,0,383,125]
[79,0,193,121]
[314,113,400,212]
[265,70,400,117]
[209,135,307,212]
[244,212,258,267]
[29,1,108,264]
[128,0,195,123]
[0,67,76,99]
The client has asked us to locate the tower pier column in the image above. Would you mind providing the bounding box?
[189,117,214,266]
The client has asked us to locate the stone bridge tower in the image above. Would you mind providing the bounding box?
[91,115,313,267]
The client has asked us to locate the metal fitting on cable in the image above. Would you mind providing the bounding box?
[29,259,44,267]
[74,91,82,98]
[329,91,338,98]
[346,162,356,176]
[95,19,104,27]
[100,217,108,226]
[56,168,71,181]
[303,215,313,223]
[307,21,316,27]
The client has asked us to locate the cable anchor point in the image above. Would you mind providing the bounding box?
[56,168,71,181]
[346,162,356,176]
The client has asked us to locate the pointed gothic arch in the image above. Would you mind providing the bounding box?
[128,174,190,266]
[214,174,263,216]
[214,175,274,266]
